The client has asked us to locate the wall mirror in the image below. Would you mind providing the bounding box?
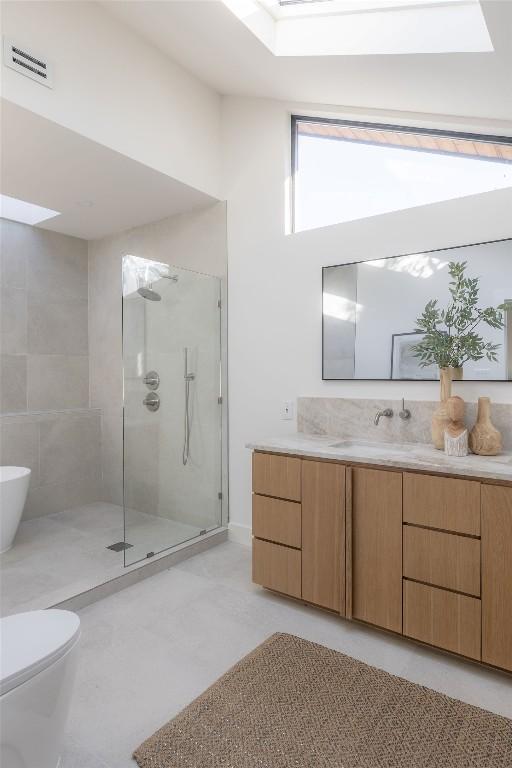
[322,238,512,381]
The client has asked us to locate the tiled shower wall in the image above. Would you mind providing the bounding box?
[0,219,101,519]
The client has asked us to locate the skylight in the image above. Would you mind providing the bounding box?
[0,194,60,226]
[223,0,492,56]
[292,117,512,233]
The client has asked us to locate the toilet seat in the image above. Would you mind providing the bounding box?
[0,609,81,696]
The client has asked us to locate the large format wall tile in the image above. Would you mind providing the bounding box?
[1,220,90,416]
[25,228,88,302]
[23,468,102,520]
[28,299,88,355]
[27,354,89,410]
[0,420,39,484]
[0,220,27,288]
[0,221,100,519]
[39,413,101,486]
[0,353,27,412]
[0,286,27,354]
[0,409,102,520]
[99,405,123,506]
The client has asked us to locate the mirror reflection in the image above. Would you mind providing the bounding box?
[322,239,512,381]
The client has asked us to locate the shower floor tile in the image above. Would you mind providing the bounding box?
[0,503,205,616]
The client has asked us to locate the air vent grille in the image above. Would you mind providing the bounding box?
[3,38,53,88]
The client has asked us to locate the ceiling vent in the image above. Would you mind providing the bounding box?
[3,38,53,88]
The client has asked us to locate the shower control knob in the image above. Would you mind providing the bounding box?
[143,371,160,390]
[143,392,160,412]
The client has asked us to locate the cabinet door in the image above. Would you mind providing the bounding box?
[482,484,512,671]
[351,467,402,632]
[302,460,345,613]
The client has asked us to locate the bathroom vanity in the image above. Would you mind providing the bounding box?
[248,435,512,673]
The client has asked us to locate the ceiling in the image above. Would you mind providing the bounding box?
[0,99,216,240]
[100,0,512,122]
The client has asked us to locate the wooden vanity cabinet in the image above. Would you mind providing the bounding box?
[349,467,403,633]
[251,450,512,672]
[482,484,512,672]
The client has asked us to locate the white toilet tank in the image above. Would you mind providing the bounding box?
[0,610,81,768]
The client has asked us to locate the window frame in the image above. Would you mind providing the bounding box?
[290,114,512,234]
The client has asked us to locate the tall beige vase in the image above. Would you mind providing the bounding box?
[432,367,453,450]
[469,397,502,456]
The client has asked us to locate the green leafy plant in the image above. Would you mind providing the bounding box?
[411,261,511,370]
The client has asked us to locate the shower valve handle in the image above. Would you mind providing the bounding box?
[144,371,160,390]
[143,392,160,412]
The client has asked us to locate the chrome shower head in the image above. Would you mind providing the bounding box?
[137,284,161,301]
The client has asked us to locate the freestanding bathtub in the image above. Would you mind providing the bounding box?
[0,467,31,554]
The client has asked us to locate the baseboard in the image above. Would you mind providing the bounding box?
[228,522,252,547]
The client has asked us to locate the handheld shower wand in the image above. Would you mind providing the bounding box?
[182,348,195,465]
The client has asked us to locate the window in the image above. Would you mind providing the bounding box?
[291,117,512,233]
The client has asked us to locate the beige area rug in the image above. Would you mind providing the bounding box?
[134,633,512,768]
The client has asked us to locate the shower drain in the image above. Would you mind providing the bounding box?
[106,541,133,552]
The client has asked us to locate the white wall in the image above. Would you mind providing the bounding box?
[1,1,222,199]
[222,96,512,536]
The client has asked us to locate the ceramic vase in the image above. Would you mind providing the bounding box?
[451,366,463,381]
[431,367,453,450]
[469,397,502,456]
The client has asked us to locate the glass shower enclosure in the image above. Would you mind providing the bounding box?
[122,255,225,565]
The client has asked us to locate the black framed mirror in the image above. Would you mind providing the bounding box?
[322,238,512,381]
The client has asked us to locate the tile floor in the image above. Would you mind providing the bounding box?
[62,540,512,768]
[0,503,203,616]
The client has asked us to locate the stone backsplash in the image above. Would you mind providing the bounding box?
[297,397,512,451]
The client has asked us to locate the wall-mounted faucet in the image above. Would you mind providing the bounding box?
[374,408,393,426]
[399,398,411,420]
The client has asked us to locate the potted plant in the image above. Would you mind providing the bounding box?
[410,260,510,449]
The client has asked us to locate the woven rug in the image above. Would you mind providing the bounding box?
[133,632,512,768]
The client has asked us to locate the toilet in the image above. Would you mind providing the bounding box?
[0,610,81,768]
[0,467,31,554]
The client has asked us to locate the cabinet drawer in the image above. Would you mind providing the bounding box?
[403,580,481,660]
[403,473,480,536]
[252,494,301,549]
[403,526,480,596]
[252,538,301,598]
[252,452,301,501]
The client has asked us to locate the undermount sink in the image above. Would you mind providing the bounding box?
[329,440,403,454]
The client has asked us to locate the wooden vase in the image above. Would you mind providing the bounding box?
[469,397,502,456]
[432,367,453,450]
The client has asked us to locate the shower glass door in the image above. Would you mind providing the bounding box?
[122,255,223,565]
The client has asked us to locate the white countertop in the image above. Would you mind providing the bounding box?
[247,434,512,483]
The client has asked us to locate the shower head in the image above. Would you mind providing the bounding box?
[137,284,161,301]
[136,268,178,300]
